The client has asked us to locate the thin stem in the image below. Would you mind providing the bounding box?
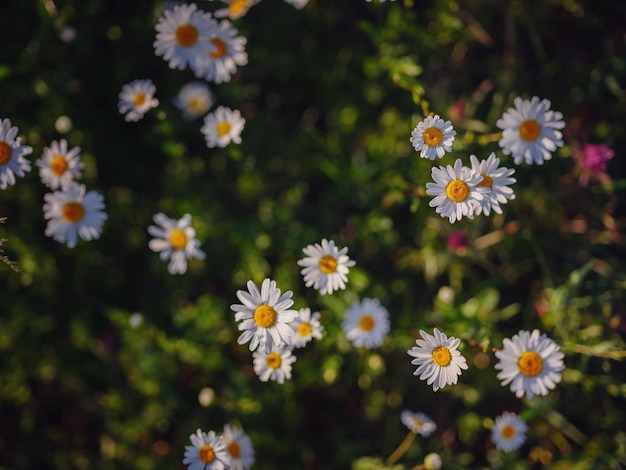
[385,431,416,466]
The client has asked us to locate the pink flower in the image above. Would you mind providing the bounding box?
[581,143,614,173]
[447,230,469,254]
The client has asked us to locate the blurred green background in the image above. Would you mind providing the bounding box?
[1,0,626,468]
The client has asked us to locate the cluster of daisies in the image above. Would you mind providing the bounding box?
[0,118,107,248]
[183,424,254,470]
[412,96,565,223]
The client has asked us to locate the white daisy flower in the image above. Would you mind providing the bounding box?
[491,411,527,452]
[423,453,442,470]
[173,82,214,120]
[496,96,565,165]
[288,307,324,348]
[469,153,516,216]
[183,428,230,470]
[36,139,83,190]
[230,278,298,353]
[147,213,205,275]
[252,346,297,384]
[426,158,488,223]
[43,183,107,248]
[400,410,437,437]
[342,298,390,349]
[222,424,254,470]
[201,106,245,148]
[0,118,32,190]
[494,329,565,399]
[154,3,217,71]
[215,0,261,19]
[283,0,309,8]
[193,19,248,84]
[118,79,159,122]
[410,114,456,160]
[407,328,468,392]
[297,238,356,295]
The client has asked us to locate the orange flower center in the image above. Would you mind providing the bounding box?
[175,23,199,47]
[209,38,227,58]
[227,441,241,458]
[229,0,248,15]
[198,444,215,463]
[216,121,232,136]
[254,304,276,328]
[501,425,515,439]
[445,179,469,202]
[519,119,541,141]
[132,94,145,107]
[517,351,543,377]
[476,174,492,189]
[358,315,375,332]
[297,322,313,337]
[422,127,443,146]
[318,255,337,274]
[266,352,282,369]
[50,155,68,176]
[432,346,452,367]
[169,229,187,250]
[62,202,85,223]
[0,141,12,165]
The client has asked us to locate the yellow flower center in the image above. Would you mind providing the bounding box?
[198,444,215,464]
[169,229,187,250]
[216,121,232,136]
[358,315,375,332]
[501,425,515,439]
[422,127,443,147]
[517,351,543,377]
[254,304,276,328]
[175,23,199,47]
[432,346,452,367]
[266,352,282,369]
[445,179,470,202]
[297,322,313,337]
[62,202,85,223]
[519,119,541,141]
[209,38,227,58]
[132,93,145,107]
[50,155,68,176]
[229,0,248,15]
[318,255,337,274]
[476,174,492,189]
[0,141,11,165]
[412,418,424,427]
[188,98,202,113]
[227,441,241,458]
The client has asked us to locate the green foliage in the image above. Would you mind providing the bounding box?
[1,0,626,468]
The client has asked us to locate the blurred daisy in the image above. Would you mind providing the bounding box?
[0,118,32,190]
[43,183,107,248]
[400,410,436,437]
[36,139,83,190]
[193,19,248,83]
[118,79,159,122]
[222,424,254,470]
[407,328,468,391]
[494,329,564,399]
[410,115,456,160]
[183,428,230,470]
[491,411,527,452]
[423,453,442,470]
[215,0,261,19]
[288,307,324,348]
[469,153,516,216]
[154,3,217,71]
[173,82,214,120]
[230,278,298,353]
[283,0,309,7]
[496,96,565,165]
[147,213,205,275]
[252,346,297,384]
[342,298,390,349]
[426,158,487,223]
[201,106,245,148]
[297,238,356,295]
